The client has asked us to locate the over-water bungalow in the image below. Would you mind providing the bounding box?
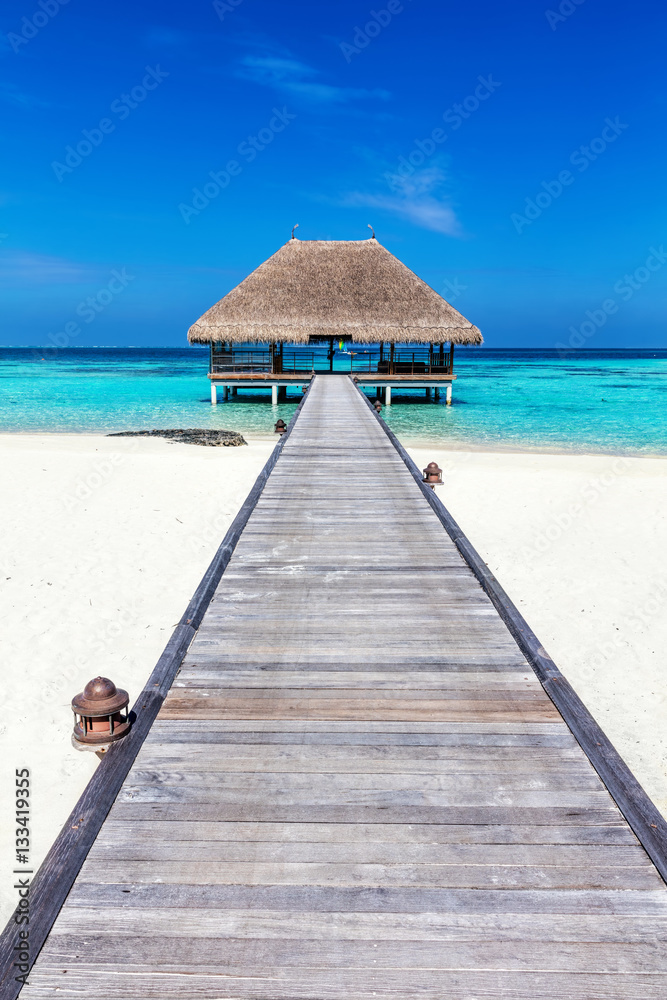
[188,233,482,405]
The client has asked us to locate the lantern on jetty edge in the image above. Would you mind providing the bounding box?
[274,419,287,435]
[422,461,443,489]
[72,676,130,747]
[373,399,383,413]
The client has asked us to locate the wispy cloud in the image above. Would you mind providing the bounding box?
[0,81,50,108]
[340,167,463,236]
[235,54,390,104]
[0,250,98,287]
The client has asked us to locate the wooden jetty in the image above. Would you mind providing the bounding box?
[4,374,667,999]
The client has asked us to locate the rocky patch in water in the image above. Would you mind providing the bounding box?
[108,429,247,447]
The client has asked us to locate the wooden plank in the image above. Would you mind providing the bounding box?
[141,730,581,747]
[95,820,641,846]
[34,934,667,972]
[50,905,667,942]
[158,700,560,722]
[108,802,628,826]
[149,719,578,747]
[171,670,542,688]
[21,968,667,1000]
[85,841,652,868]
[133,746,592,772]
[63,882,667,915]
[76,859,661,890]
[164,687,549,702]
[121,769,605,794]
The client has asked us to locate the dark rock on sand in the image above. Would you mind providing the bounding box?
[108,429,247,447]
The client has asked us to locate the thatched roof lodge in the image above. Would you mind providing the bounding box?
[189,235,482,404]
[188,236,482,346]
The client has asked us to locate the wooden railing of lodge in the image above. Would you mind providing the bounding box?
[210,343,455,376]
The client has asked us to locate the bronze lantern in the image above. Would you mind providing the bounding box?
[422,461,443,489]
[274,419,287,435]
[72,676,130,746]
[373,399,382,413]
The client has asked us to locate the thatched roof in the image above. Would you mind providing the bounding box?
[188,238,482,345]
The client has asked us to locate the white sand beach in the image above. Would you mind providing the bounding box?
[0,434,666,924]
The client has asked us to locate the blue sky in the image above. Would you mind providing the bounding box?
[1,0,665,347]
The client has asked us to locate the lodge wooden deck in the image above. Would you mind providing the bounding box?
[15,375,667,998]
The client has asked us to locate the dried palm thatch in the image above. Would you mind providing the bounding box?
[188,238,482,345]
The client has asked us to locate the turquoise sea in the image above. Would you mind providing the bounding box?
[0,348,665,455]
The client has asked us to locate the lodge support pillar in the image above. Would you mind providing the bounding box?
[231,387,238,396]
[385,386,391,405]
[272,385,278,405]
[434,388,440,402]
[211,383,217,405]
[446,384,453,405]
[223,386,229,401]
[425,387,432,400]
[278,386,287,402]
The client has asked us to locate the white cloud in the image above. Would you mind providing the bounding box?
[0,81,50,108]
[341,168,462,236]
[235,54,390,104]
[0,251,97,287]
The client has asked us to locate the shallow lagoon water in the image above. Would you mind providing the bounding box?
[0,348,665,455]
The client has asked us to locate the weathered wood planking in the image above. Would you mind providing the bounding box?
[12,374,667,1000]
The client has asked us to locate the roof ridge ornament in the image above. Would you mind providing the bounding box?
[291,223,299,240]
[368,224,375,239]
